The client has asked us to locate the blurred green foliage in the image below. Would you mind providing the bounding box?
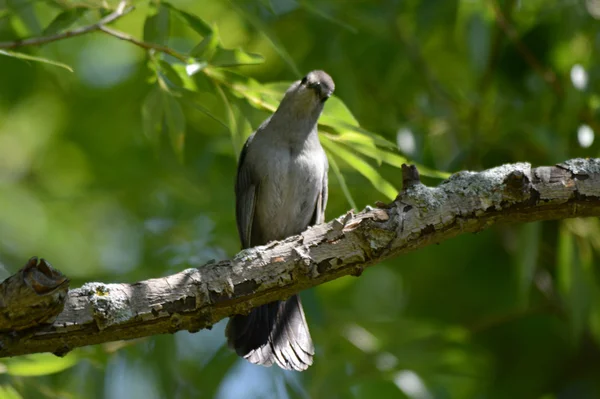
[1,0,600,398]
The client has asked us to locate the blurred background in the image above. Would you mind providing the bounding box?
[1,0,600,398]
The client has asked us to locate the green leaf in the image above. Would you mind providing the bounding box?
[142,85,165,143]
[328,153,357,210]
[229,2,301,76]
[163,3,212,36]
[190,32,220,60]
[3,353,79,376]
[322,136,398,200]
[171,63,203,88]
[326,132,387,166]
[299,0,358,33]
[0,385,22,399]
[514,222,540,306]
[184,62,208,77]
[0,50,73,72]
[164,95,186,161]
[159,60,184,87]
[211,48,265,67]
[557,222,591,342]
[203,68,278,111]
[43,8,88,34]
[325,132,450,179]
[320,95,360,126]
[143,4,170,45]
[205,73,450,182]
[327,121,397,150]
[8,0,42,35]
[177,88,229,130]
[214,83,241,155]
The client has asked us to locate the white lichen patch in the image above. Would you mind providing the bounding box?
[442,163,531,203]
[562,158,600,175]
[366,229,396,252]
[79,282,133,329]
[232,247,261,263]
[399,163,534,236]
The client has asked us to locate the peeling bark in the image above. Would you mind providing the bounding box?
[1,158,599,358]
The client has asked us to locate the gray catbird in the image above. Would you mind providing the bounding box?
[226,70,334,371]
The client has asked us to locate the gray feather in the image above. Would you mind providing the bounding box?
[226,70,333,371]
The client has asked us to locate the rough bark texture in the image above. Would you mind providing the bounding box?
[0,257,69,332]
[1,158,600,358]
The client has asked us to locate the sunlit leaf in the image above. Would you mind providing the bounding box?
[325,131,381,165]
[190,32,219,60]
[322,136,398,200]
[159,60,184,87]
[325,132,450,179]
[3,353,79,376]
[185,62,208,77]
[0,50,73,72]
[211,48,265,67]
[205,74,449,180]
[43,7,87,34]
[163,2,212,36]
[170,63,202,89]
[203,67,278,111]
[327,121,397,150]
[320,95,360,126]
[0,385,22,399]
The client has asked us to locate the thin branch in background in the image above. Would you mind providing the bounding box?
[98,26,188,63]
[489,0,563,96]
[0,1,133,49]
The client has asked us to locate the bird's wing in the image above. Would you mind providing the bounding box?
[235,134,258,249]
[311,154,329,225]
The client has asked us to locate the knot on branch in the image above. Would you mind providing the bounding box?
[502,170,532,201]
[401,164,421,191]
[0,257,69,331]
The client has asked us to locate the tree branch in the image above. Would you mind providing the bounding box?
[0,1,133,49]
[98,26,188,63]
[2,158,600,358]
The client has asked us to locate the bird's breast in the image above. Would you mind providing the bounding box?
[253,142,325,243]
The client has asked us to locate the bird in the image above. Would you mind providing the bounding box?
[226,70,334,371]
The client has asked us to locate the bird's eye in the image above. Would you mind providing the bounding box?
[301,76,308,85]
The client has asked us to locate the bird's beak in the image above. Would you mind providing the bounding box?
[308,82,332,101]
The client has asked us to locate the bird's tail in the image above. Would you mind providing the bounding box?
[225,295,314,371]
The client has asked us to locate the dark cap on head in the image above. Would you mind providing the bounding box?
[301,70,335,101]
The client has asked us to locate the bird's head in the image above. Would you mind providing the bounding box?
[279,70,335,116]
